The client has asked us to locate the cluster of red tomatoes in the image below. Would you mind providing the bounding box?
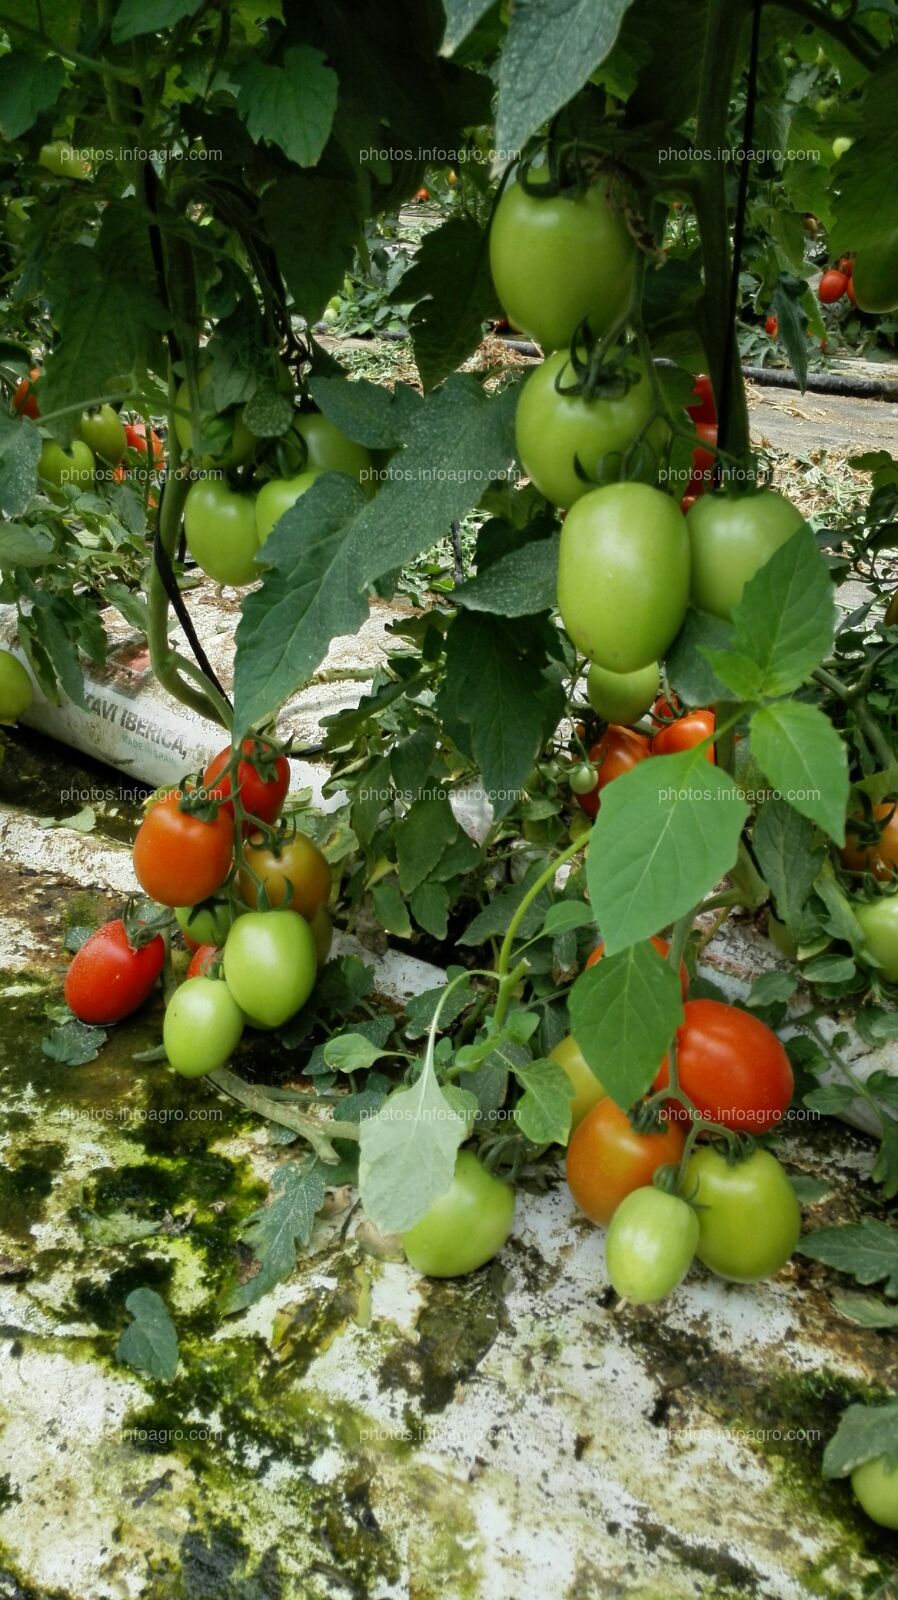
[680,372,718,514]
[10,375,165,496]
[569,690,715,819]
[818,256,856,306]
[64,739,334,1075]
[552,941,800,1302]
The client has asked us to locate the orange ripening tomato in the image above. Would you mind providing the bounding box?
[186,943,220,978]
[841,803,898,882]
[12,368,41,419]
[765,314,778,338]
[566,1098,685,1226]
[653,998,794,1135]
[574,725,651,819]
[586,935,689,1000]
[651,708,716,763]
[132,791,234,907]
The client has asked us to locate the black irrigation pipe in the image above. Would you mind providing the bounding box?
[313,325,898,401]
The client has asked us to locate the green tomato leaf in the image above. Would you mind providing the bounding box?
[222,1158,329,1314]
[746,970,797,1007]
[41,1018,106,1065]
[799,1218,898,1295]
[568,941,683,1110]
[404,969,477,1041]
[116,1288,179,1382]
[111,0,201,42]
[459,860,553,946]
[706,526,834,700]
[440,0,496,54]
[395,795,461,894]
[750,701,849,844]
[371,883,414,938]
[323,1033,391,1073]
[0,417,42,518]
[823,1402,898,1479]
[410,881,450,939]
[832,1292,898,1330]
[541,901,595,937]
[308,375,410,451]
[235,46,338,169]
[752,798,825,929]
[392,217,496,393]
[453,532,559,618]
[359,1046,467,1233]
[587,751,749,956]
[0,52,65,139]
[495,0,634,154]
[263,174,364,322]
[513,1059,573,1145]
[666,607,735,706]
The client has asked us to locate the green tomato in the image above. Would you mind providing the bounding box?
[605,1187,699,1304]
[173,374,256,468]
[401,1150,516,1277]
[685,1146,801,1283]
[39,141,91,180]
[852,237,898,314]
[0,650,33,723]
[515,352,665,508]
[255,469,324,543]
[831,136,854,160]
[586,660,660,726]
[79,404,126,465]
[851,1455,898,1530]
[175,899,235,948]
[568,761,598,795]
[855,897,898,982]
[687,489,806,620]
[290,412,374,494]
[557,482,690,672]
[489,172,636,352]
[38,439,95,490]
[549,1034,606,1129]
[309,906,333,966]
[163,975,245,1078]
[223,909,317,1028]
[184,480,260,586]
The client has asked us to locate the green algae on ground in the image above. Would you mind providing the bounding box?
[378,1262,512,1415]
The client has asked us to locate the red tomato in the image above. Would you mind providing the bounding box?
[680,492,699,514]
[692,422,717,478]
[202,739,290,829]
[414,187,430,202]
[187,943,220,978]
[12,368,40,419]
[64,919,165,1025]
[133,791,234,907]
[685,374,716,425]
[764,314,778,338]
[566,1099,685,1225]
[653,999,794,1134]
[124,422,164,466]
[846,276,856,305]
[818,270,848,304]
[575,725,651,819]
[837,255,854,278]
[651,708,716,763]
[651,691,681,722]
[587,934,689,999]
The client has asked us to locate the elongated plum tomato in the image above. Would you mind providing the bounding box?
[202,739,290,828]
[255,469,323,543]
[12,368,40,418]
[686,489,806,620]
[184,480,260,586]
[163,976,244,1078]
[685,374,716,426]
[586,660,659,726]
[651,708,716,763]
[818,268,849,304]
[574,725,650,819]
[606,1187,699,1304]
[0,650,33,723]
[841,803,898,881]
[222,910,317,1028]
[79,404,126,465]
[238,830,332,920]
[852,1456,898,1530]
[566,1099,685,1226]
[855,897,898,982]
[132,791,234,907]
[549,1035,607,1129]
[852,237,898,313]
[653,998,793,1134]
[685,1146,801,1282]
[290,412,374,493]
[186,943,219,978]
[489,169,636,352]
[587,935,689,1000]
[515,352,665,509]
[557,483,691,673]
[39,439,94,489]
[401,1151,516,1277]
[64,920,165,1025]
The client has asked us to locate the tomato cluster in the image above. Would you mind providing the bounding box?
[571,694,716,815]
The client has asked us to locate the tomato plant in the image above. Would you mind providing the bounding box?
[573,725,651,818]
[651,709,716,763]
[238,830,332,920]
[401,1151,515,1276]
[841,804,898,881]
[183,481,260,587]
[163,976,245,1078]
[79,405,126,465]
[64,920,165,1025]
[685,1146,801,1282]
[654,1000,794,1134]
[222,910,317,1028]
[585,660,660,726]
[203,740,290,828]
[255,470,323,543]
[566,1100,685,1226]
[557,483,690,672]
[687,489,807,619]
[175,899,235,949]
[854,897,898,983]
[133,792,234,908]
[38,439,94,490]
[587,935,689,1000]
[515,352,662,508]
[605,1187,699,1304]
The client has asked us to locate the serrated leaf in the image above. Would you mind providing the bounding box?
[752,799,824,927]
[832,1292,898,1330]
[453,534,558,617]
[514,1059,572,1145]
[803,1083,856,1115]
[823,1402,898,1479]
[115,1288,179,1381]
[746,970,797,1006]
[665,608,736,706]
[495,0,634,155]
[41,1019,106,1065]
[0,51,64,139]
[0,523,55,567]
[111,0,200,41]
[358,1054,466,1233]
[799,1219,898,1295]
[542,900,595,936]
[395,795,460,894]
[0,416,41,517]
[750,701,849,843]
[222,1159,329,1314]
[308,375,409,451]
[236,46,337,168]
[707,526,834,700]
[803,954,856,984]
[588,751,749,955]
[568,940,683,1109]
[394,217,495,392]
